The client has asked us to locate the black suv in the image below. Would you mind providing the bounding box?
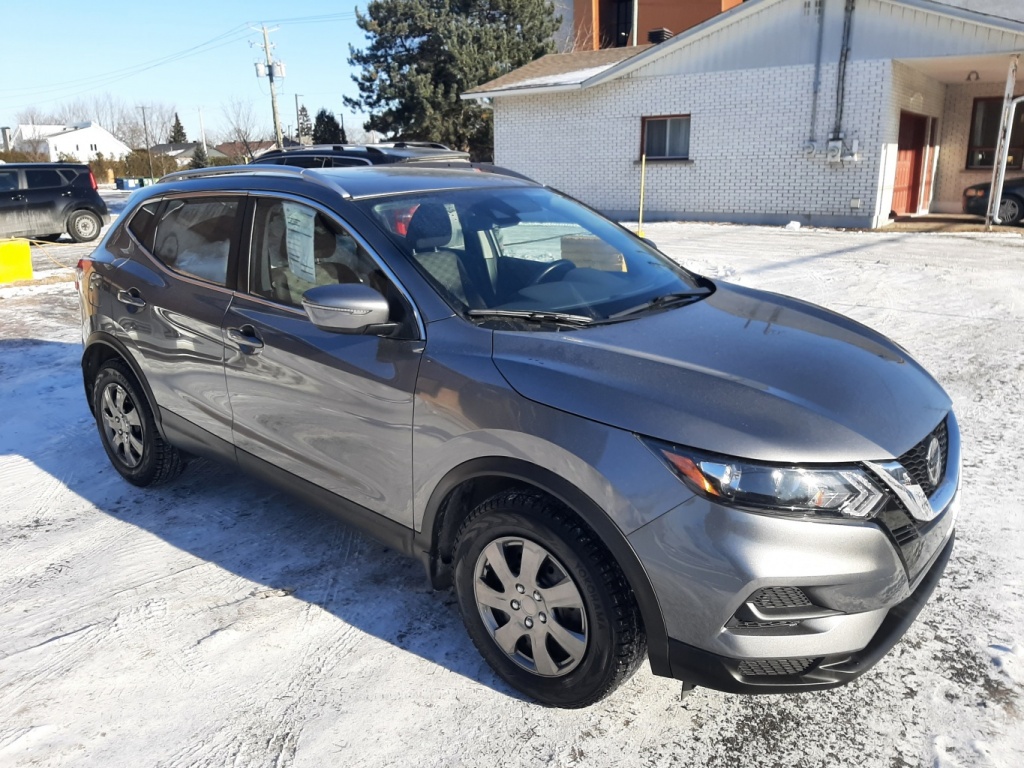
[0,162,110,242]
[252,142,472,169]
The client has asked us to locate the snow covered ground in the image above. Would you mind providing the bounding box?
[1,217,1022,767]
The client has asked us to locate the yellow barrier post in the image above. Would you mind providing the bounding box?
[0,239,33,283]
[637,153,648,238]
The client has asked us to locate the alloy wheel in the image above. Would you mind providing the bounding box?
[99,382,144,468]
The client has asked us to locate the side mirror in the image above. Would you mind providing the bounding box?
[301,283,395,335]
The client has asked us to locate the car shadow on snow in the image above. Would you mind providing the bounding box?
[1,337,527,703]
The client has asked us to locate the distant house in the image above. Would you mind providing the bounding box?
[149,142,228,168]
[8,122,130,161]
[465,0,1024,228]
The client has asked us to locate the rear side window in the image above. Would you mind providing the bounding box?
[59,169,82,185]
[127,202,160,252]
[25,169,64,189]
[279,155,327,168]
[151,197,241,286]
[0,170,17,192]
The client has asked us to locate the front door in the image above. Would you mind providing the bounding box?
[893,112,928,215]
[224,196,423,526]
[0,168,26,237]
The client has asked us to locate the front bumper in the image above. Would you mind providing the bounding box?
[630,416,961,693]
[963,193,987,216]
[665,531,953,693]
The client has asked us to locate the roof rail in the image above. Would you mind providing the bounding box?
[157,164,351,198]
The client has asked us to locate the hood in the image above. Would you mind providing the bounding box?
[491,282,951,463]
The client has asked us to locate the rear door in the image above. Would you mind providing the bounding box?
[223,194,424,525]
[0,168,26,237]
[109,194,244,444]
[22,167,67,236]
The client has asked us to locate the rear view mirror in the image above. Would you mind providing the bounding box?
[302,283,395,335]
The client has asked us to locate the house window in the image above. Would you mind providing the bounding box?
[642,115,691,160]
[967,97,1024,170]
[90,143,98,151]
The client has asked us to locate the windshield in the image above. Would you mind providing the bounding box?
[358,186,707,323]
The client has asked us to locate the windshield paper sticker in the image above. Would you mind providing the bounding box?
[283,202,317,283]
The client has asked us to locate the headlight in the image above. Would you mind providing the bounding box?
[647,441,886,520]
[965,188,985,197]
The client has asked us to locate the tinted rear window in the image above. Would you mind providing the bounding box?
[26,169,64,189]
[127,202,160,252]
[0,170,17,192]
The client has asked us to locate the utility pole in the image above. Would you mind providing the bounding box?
[198,106,207,152]
[252,25,285,150]
[139,105,155,180]
[294,93,302,145]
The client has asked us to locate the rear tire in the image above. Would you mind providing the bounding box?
[92,360,184,487]
[453,489,646,708]
[68,210,102,243]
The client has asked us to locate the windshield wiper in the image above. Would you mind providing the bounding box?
[466,309,594,326]
[607,291,709,320]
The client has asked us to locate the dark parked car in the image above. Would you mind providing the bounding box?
[252,142,472,169]
[962,175,1024,224]
[78,164,958,707]
[0,162,109,242]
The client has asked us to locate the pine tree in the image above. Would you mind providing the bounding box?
[312,109,346,144]
[345,0,559,160]
[189,142,208,169]
[297,105,313,145]
[168,113,187,144]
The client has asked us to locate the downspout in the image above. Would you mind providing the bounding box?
[809,0,826,142]
[986,55,1021,230]
[832,0,856,140]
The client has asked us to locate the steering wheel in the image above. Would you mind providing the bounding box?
[531,259,576,285]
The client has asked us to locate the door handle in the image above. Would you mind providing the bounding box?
[227,326,264,351]
[116,289,146,308]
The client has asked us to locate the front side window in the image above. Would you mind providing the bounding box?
[359,186,707,323]
[151,197,240,286]
[248,197,387,308]
[0,170,18,192]
[642,115,691,160]
[967,97,1024,169]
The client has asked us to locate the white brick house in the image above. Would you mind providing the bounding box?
[464,0,1024,228]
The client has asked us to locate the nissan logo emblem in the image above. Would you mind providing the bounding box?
[925,436,943,487]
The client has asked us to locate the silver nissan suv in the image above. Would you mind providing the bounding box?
[77,164,959,708]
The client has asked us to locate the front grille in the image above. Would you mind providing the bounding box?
[897,418,948,496]
[750,587,812,611]
[738,658,816,677]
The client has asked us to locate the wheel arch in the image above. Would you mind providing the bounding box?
[417,456,671,676]
[82,333,166,439]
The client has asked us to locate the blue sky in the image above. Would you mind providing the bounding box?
[1,1,372,141]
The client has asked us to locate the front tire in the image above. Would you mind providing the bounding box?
[68,210,102,243]
[453,489,646,708]
[998,195,1023,225]
[92,360,184,486]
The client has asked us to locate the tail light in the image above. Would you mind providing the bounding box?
[88,171,98,190]
[75,258,86,292]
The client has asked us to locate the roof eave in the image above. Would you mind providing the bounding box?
[461,82,584,101]
[889,0,1024,35]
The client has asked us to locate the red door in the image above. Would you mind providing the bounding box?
[893,112,928,215]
